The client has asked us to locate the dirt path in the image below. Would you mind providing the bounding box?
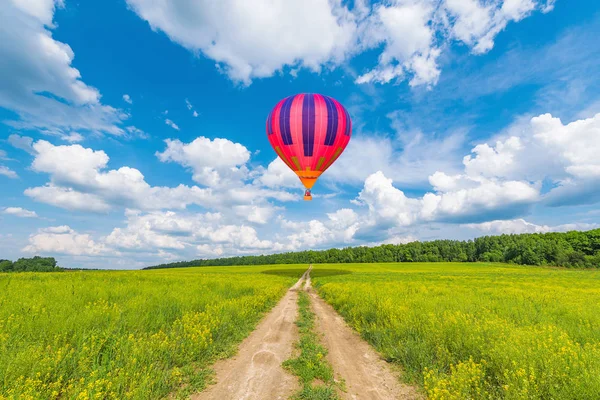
[305,273,420,400]
[193,272,309,400]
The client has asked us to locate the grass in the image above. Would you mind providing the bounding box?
[312,262,600,399]
[0,266,296,400]
[261,269,352,279]
[283,291,339,400]
[4,262,599,399]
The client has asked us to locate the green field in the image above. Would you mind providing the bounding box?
[2,262,600,399]
[312,262,600,399]
[0,266,295,399]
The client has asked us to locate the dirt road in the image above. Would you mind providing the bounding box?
[305,275,420,400]
[192,267,418,399]
[193,272,309,400]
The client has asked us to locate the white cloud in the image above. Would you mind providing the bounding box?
[0,0,127,139]
[125,126,148,139]
[282,208,360,249]
[165,119,180,130]
[0,166,18,179]
[25,139,293,214]
[541,0,555,13]
[357,171,422,227]
[464,219,599,235]
[327,124,465,187]
[356,1,440,86]
[422,173,539,222]
[356,0,547,86]
[105,210,279,255]
[25,185,111,212]
[443,0,536,55]
[23,225,109,256]
[345,109,600,235]
[123,94,132,104]
[2,207,38,218]
[256,158,301,189]
[355,167,539,229]
[8,134,35,154]
[126,0,357,85]
[126,0,551,87]
[531,113,600,180]
[232,205,277,225]
[156,137,251,187]
[185,99,200,117]
[460,112,600,206]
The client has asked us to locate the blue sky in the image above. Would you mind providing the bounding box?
[1,0,599,269]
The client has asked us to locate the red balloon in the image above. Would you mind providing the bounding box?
[266,93,352,200]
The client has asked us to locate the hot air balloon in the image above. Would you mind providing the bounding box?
[266,93,352,201]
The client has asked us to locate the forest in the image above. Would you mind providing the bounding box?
[0,256,62,272]
[146,229,600,270]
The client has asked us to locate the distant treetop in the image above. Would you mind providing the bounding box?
[145,229,600,270]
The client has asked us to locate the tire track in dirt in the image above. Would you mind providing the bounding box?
[193,272,309,400]
[305,269,421,400]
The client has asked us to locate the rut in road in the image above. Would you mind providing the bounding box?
[192,271,309,400]
[305,270,421,400]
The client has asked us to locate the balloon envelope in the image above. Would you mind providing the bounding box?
[266,93,352,193]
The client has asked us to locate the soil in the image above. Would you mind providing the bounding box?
[192,267,420,399]
[305,272,421,400]
[192,273,308,400]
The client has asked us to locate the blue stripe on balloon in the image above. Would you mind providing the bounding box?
[302,94,315,156]
[323,96,338,146]
[344,107,351,136]
[267,111,273,135]
[279,96,294,145]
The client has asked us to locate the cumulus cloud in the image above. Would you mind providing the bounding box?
[461,112,600,206]
[126,0,357,85]
[125,0,551,87]
[0,0,127,139]
[123,94,132,104]
[327,123,465,187]
[282,208,360,249]
[256,158,302,189]
[354,168,538,229]
[356,0,440,86]
[24,139,293,216]
[356,0,547,86]
[345,109,600,236]
[23,226,109,256]
[25,185,112,212]
[105,210,280,256]
[2,207,38,218]
[156,137,251,187]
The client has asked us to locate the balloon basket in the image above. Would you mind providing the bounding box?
[304,194,312,201]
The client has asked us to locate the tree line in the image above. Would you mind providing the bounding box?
[0,256,62,273]
[145,229,600,270]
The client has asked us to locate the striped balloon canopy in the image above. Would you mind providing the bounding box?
[266,93,352,200]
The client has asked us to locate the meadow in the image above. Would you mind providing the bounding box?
[0,266,295,399]
[3,262,600,400]
[313,262,600,399]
